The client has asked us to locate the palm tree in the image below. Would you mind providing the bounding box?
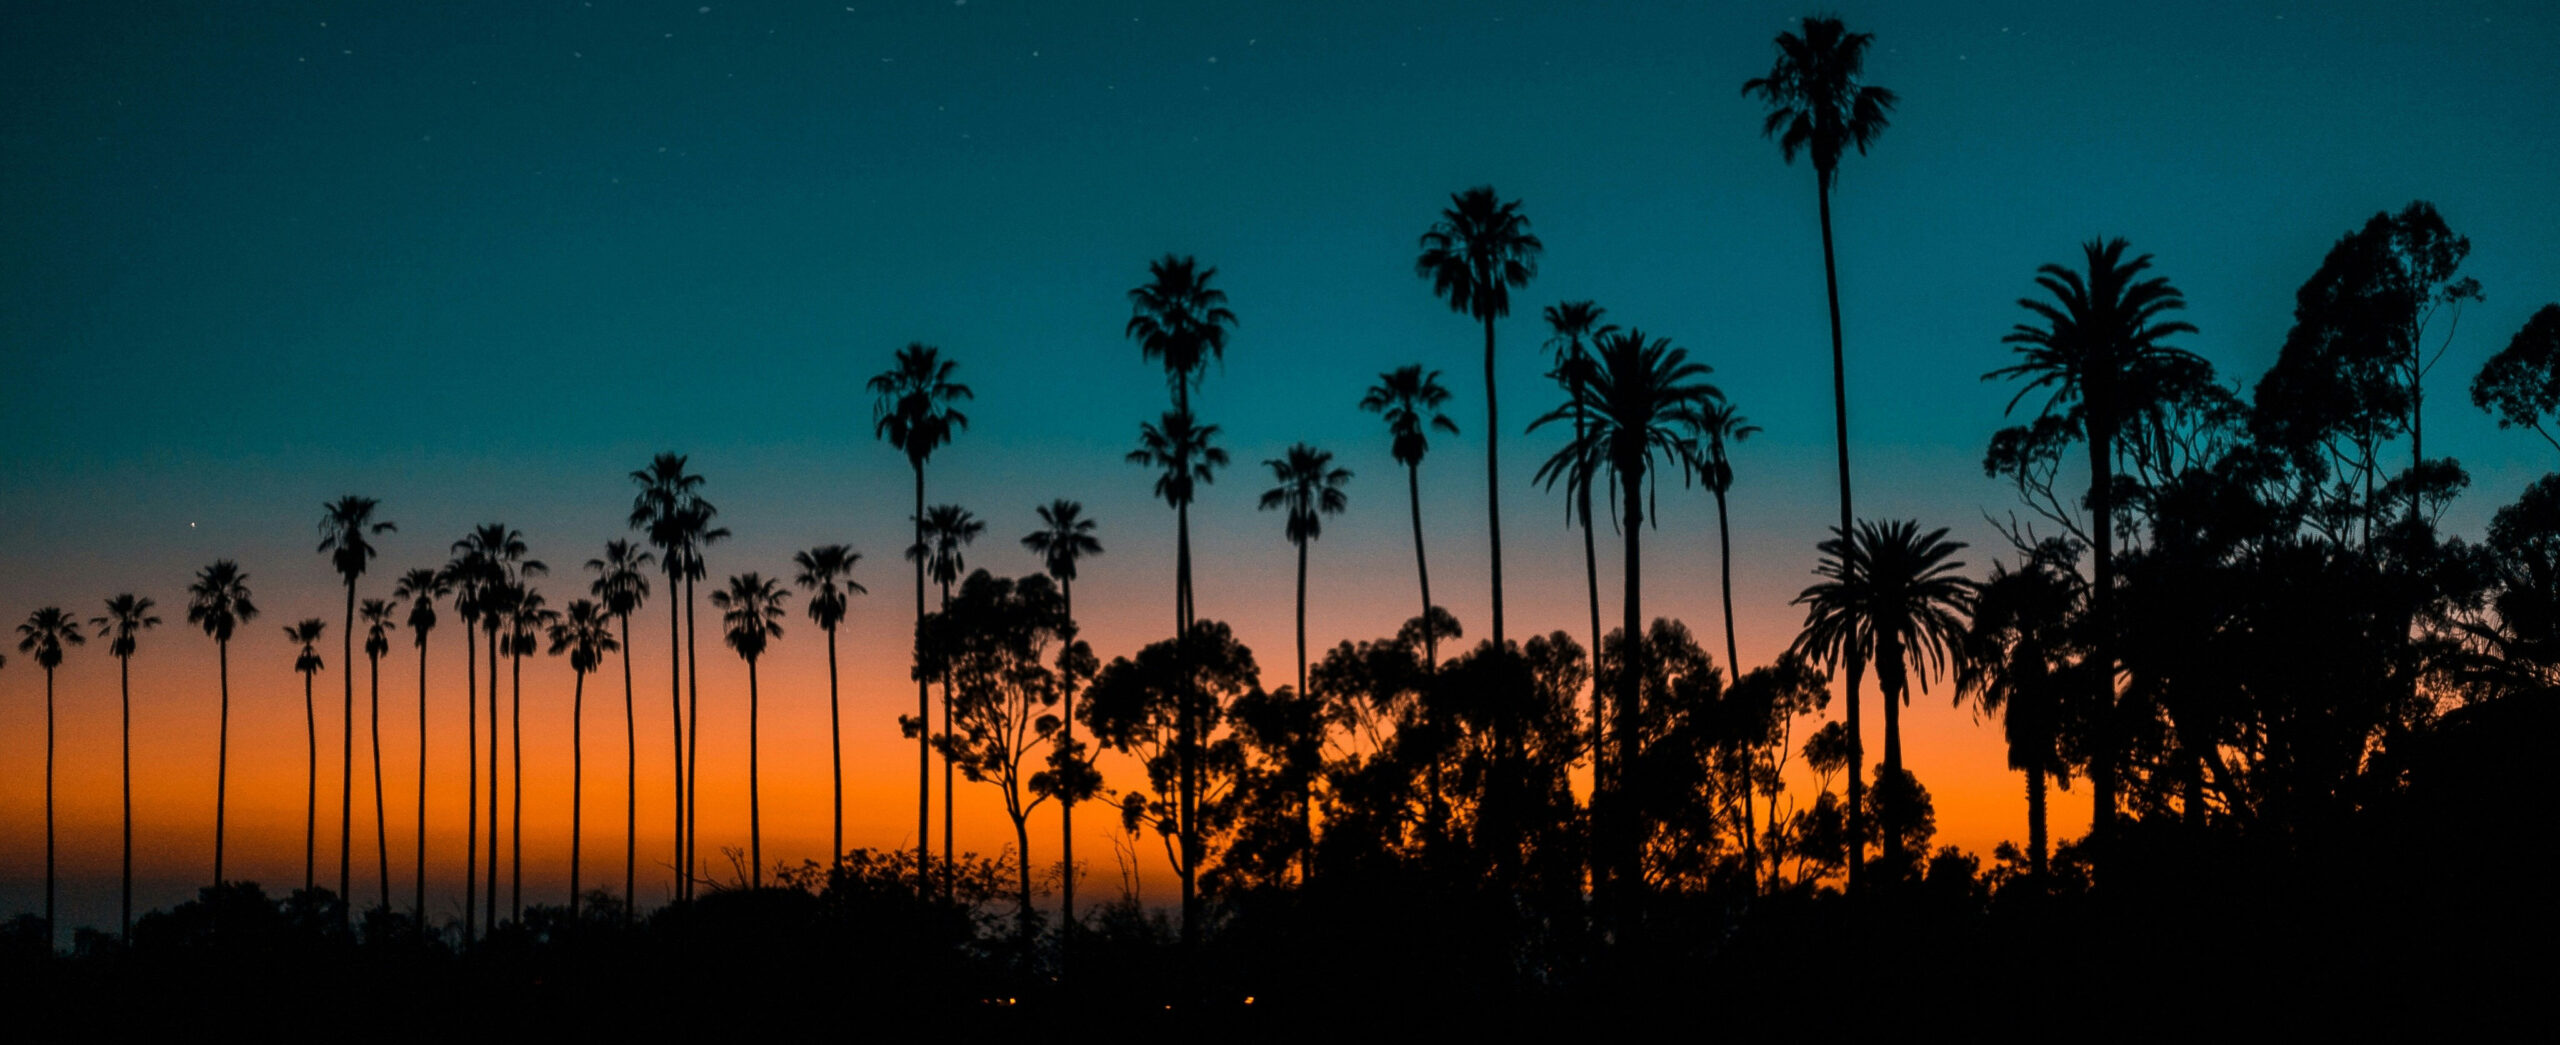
[586,540,653,921]
[1128,408,1228,940]
[1691,400,1763,675]
[1545,302,1617,660]
[93,595,158,938]
[1957,542,2084,878]
[548,597,619,918]
[318,495,395,927]
[505,584,558,921]
[1021,499,1101,935]
[791,545,865,865]
[1987,237,2199,850]
[869,347,972,880]
[1530,327,1719,905]
[18,607,85,947]
[1418,187,1543,650]
[1792,520,1974,878]
[186,562,256,890]
[1745,15,1896,891]
[1359,366,1461,668]
[1259,443,1353,698]
[910,504,985,889]
[438,546,489,940]
[1126,258,1237,633]
[711,574,789,888]
[393,566,447,920]
[453,523,541,925]
[360,598,398,913]
[286,617,327,895]
[629,454,718,901]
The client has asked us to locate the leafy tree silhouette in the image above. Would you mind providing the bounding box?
[1418,186,1542,650]
[870,348,972,883]
[1359,365,1460,669]
[1082,620,1258,950]
[318,495,395,930]
[93,594,158,938]
[18,606,84,949]
[392,566,449,921]
[584,540,653,923]
[2471,303,2560,455]
[791,545,864,868]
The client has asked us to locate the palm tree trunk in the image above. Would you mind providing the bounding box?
[372,650,390,914]
[415,630,429,922]
[1295,538,1308,697]
[685,574,703,900]
[913,463,931,883]
[121,654,132,938]
[1816,175,1865,894]
[572,667,586,919]
[511,643,524,921]
[1714,484,1755,888]
[1576,352,1603,785]
[1176,498,1199,950]
[2088,422,2116,862]
[342,584,356,927]
[45,665,56,948]
[1880,666,1905,878]
[828,624,843,865]
[749,659,763,890]
[464,626,478,942]
[667,569,684,903]
[305,670,317,895]
[2026,762,2049,878]
[1061,579,1077,960]
[486,627,499,929]
[620,615,636,923]
[1407,464,1437,668]
[1483,313,1506,651]
[217,641,231,889]
[1613,468,1644,919]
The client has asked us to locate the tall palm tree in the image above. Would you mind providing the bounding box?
[18,607,85,947]
[318,495,395,927]
[438,547,488,940]
[285,618,327,896]
[360,598,398,913]
[909,504,985,890]
[1745,14,1896,891]
[791,545,865,865]
[1792,520,1974,878]
[711,574,789,888]
[629,453,717,901]
[505,584,557,921]
[1957,543,2084,878]
[393,566,448,921]
[453,523,540,926]
[1545,301,1617,670]
[1531,327,1719,906]
[186,562,256,890]
[93,595,157,938]
[1128,408,1228,940]
[586,540,653,921]
[1259,444,1353,698]
[1359,366,1461,668]
[547,598,619,918]
[1021,499,1101,935]
[869,348,972,880]
[1987,237,2199,850]
[1126,257,1237,633]
[1691,400,1762,675]
[1418,187,1543,650]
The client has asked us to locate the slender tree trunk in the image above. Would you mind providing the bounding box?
[1176,498,1198,950]
[1612,467,1645,922]
[2088,422,2117,864]
[217,641,231,890]
[1061,579,1077,958]
[1013,811,1034,940]
[1715,484,1756,888]
[464,625,478,942]
[2027,762,2049,878]
[372,649,390,914]
[828,624,843,864]
[620,616,635,923]
[45,666,56,949]
[1295,538,1309,697]
[511,642,524,922]
[121,655,132,938]
[943,580,956,900]
[685,574,702,901]
[1407,464,1437,668]
[914,464,931,883]
[1817,176,1865,894]
[1880,664,1904,879]
[305,669,317,895]
[486,626,499,929]
[416,630,429,922]
[1576,350,1604,787]
[342,583,355,927]
[667,569,684,903]
[1483,313,1506,651]
[572,667,585,919]
[749,659,762,890]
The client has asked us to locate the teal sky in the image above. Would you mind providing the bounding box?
[3,1,2557,923]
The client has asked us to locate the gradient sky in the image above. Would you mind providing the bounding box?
[4,1,2555,933]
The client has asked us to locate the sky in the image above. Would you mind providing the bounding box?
[3,1,2556,933]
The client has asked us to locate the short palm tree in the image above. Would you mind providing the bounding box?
[1359,365,1460,667]
[1987,237,2199,847]
[1792,519,1974,878]
[870,347,972,879]
[1531,327,1719,903]
[1418,186,1543,650]
[710,574,789,888]
[629,454,720,901]
[1957,543,2085,878]
[1259,443,1352,698]
[1021,498,1101,934]
[286,617,327,895]
[360,597,398,913]
[548,597,619,917]
[318,495,395,926]
[791,544,865,863]
[910,504,984,886]
[392,566,448,920]
[186,562,257,889]
[18,607,85,946]
[1691,400,1763,675]
[93,594,158,938]
[1545,301,1617,688]
[586,540,653,920]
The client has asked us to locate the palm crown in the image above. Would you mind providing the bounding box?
[1129,409,1229,510]
[1988,237,2203,439]
[1417,187,1542,322]
[1792,519,1976,702]
[186,561,258,643]
[394,567,447,643]
[318,495,396,584]
[792,545,866,633]
[361,599,397,659]
[908,506,986,594]
[628,455,722,579]
[94,595,160,659]
[1543,300,1617,372]
[548,598,620,674]
[1531,329,1721,517]
[287,618,328,676]
[1359,365,1459,469]
[1690,399,1762,495]
[1259,443,1353,546]
[17,607,85,669]
[1022,499,1103,587]
[1127,255,1237,397]
[869,344,973,471]
[1742,15,1899,187]
[711,574,790,662]
[586,539,656,620]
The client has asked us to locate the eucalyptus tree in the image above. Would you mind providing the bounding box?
[318,495,395,926]
[392,567,447,919]
[909,503,985,890]
[586,540,653,918]
[285,617,327,895]
[360,597,397,912]
[186,561,257,889]
[792,544,865,864]
[1418,186,1543,649]
[1359,365,1460,668]
[548,597,619,917]
[94,594,157,937]
[1022,498,1101,933]
[18,607,84,946]
[1259,443,1353,698]
[710,574,789,888]
[869,347,972,880]
[630,454,723,900]
[2473,304,2560,456]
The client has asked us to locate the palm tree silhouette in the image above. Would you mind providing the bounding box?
[1128,408,1228,940]
[1957,542,2085,878]
[909,503,984,891]
[186,562,256,890]
[869,347,972,881]
[1987,237,2198,851]
[586,540,653,921]
[93,595,158,938]
[548,597,619,917]
[1127,256,1237,632]
[318,495,395,928]
[505,583,558,921]
[1021,499,1101,937]
[791,545,865,865]
[1792,520,1974,878]
[18,606,85,948]
[438,546,487,940]
[360,597,398,913]
[1691,400,1762,676]
[1531,327,1719,907]
[285,617,327,896]
[1745,14,1896,892]
[1359,366,1461,669]
[1418,186,1543,651]
[453,523,541,925]
[392,567,448,922]
[1259,443,1353,699]
[1544,302,1616,778]
[711,574,789,888]
[629,453,717,901]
